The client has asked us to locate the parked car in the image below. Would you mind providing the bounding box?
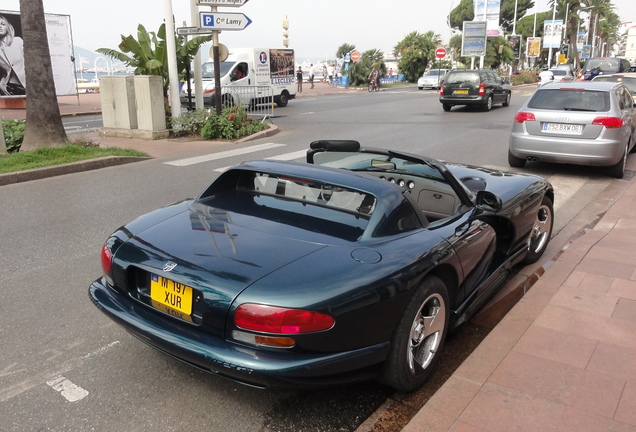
[509,81,636,178]
[89,140,554,392]
[551,68,575,83]
[592,72,636,101]
[439,69,511,111]
[417,68,449,90]
[578,57,632,81]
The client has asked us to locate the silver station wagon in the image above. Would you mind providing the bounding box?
[508,81,636,178]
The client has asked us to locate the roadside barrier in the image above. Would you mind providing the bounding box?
[223,85,274,122]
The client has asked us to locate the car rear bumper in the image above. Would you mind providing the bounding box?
[509,132,626,166]
[440,95,487,106]
[88,277,388,388]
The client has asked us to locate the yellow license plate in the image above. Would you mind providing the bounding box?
[453,89,469,95]
[150,274,193,315]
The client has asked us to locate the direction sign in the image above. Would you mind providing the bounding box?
[200,12,252,31]
[435,47,447,59]
[197,0,249,5]
[177,26,213,36]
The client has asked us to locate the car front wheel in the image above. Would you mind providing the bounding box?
[522,196,554,264]
[381,276,449,392]
[502,92,511,107]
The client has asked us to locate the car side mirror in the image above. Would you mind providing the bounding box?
[476,190,502,212]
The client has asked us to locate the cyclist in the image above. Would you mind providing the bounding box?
[368,68,379,91]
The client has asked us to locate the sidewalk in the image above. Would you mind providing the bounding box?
[3,83,636,432]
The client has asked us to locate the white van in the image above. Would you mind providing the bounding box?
[181,48,296,108]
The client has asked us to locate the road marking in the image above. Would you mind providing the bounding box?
[164,143,285,167]
[214,149,307,172]
[46,376,89,402]
[0,341,121,403]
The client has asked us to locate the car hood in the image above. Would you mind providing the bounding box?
[446,163,550,202]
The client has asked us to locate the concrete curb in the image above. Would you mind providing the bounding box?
[0,156,150,186]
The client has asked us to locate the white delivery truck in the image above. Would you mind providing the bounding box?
[181,48,296,109]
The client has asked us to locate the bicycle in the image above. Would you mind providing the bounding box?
[368,79,379,92]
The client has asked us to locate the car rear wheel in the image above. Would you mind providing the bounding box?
[276,91,289,107]
[381,276,449,392]
[502,92,511,107]
[442,104,452,112]
[508,150,526,168]
[483,95,493,111]
[607,143,628,179]
[522,196,553,264]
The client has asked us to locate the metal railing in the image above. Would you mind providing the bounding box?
[224,85,275,121]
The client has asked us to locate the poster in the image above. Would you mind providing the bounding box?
[473,0,501,37]
[462,21,488,57]
[542,19,563,49]
[0,10,75,98]
[507,35,521,59]
[526,37,541,58]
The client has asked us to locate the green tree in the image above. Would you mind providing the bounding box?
[393,31,442,82]
[486,36,515,69]
[19,0,68,151]
[347,49,385,87]
[97,24,211,101]
[336,43,356,59]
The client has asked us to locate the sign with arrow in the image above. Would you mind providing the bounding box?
[200,12,252,31]
[197,0,249,5]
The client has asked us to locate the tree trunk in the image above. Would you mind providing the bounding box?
[19,0,68,151]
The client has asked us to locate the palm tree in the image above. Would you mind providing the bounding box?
[336,43,356,60]
[393,31,441,82]
[97,24,211,105]
[19,0,68,151]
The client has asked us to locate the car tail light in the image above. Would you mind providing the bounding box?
[101,244,113,276]
[439,84,444,96]
[235,304,335,334]
[478,83,485,96]
[514,112,536,123]
[592,116,624,129]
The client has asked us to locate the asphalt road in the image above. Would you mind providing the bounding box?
[0,86,618,431]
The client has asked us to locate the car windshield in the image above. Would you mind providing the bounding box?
[593,76,636,95]
[445,72,479,85]
[551,70,567,76]
[585,58,621,72]
[201,61,236,79]
[425,70,444,76]
[528,89,610,112]
[312,151,445,182]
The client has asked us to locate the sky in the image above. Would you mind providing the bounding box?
[2,0,635,64]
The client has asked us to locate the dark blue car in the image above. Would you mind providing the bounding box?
[580,57,632,80]
[89,141,554,392]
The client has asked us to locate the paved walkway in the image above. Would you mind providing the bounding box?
[3,83,636,432]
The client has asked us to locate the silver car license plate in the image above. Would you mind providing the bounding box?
[542,123,583,134]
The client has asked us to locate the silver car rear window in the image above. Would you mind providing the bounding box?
[528,89,610,112]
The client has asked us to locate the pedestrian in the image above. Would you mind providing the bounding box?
[0,14,26,96]
[309,63,315,89]
[327,64,334,84]
[537,66,554,87]
[296,66,303,93]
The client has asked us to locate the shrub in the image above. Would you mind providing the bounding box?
[2,119,26,153]
[170,109,210,137]
[199,106,268,141]
[511,71,538,86]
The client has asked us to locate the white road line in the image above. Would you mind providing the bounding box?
[46,376,89,402]
[164,143,285,167]
[214,150,307,172]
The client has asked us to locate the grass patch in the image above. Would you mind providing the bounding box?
[0,144,148,174]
